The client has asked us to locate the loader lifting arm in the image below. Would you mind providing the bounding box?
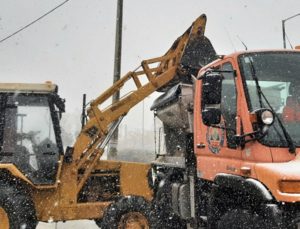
[70,14,217,193]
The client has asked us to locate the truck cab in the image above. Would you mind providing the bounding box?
[151,50,300,228]
[195,50,300,190]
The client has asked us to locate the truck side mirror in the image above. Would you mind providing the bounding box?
[201,71,223,125]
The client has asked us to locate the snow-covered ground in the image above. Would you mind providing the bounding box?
[37,220,98,229]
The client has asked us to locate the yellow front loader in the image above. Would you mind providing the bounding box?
[0,14,215,228]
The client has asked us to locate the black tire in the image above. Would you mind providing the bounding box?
[0,185,37,229]
[207,188,230,229]
[101,196,153,229]
[217,208,277,229]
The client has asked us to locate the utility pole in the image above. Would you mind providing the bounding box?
[282,13,300,49]
[282,20,286,49]
[109,0,123,159]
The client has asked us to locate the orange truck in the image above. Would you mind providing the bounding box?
[0,13,300,228]
[147,22,300,229]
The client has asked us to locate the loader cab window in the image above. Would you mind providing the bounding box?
[221,62,237,148]
[0,94,61,184]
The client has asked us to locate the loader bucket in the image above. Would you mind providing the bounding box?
[157,14,217,92]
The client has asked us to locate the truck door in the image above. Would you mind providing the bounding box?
[195,61,242,180]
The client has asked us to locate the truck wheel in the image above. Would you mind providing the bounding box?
[0,185,37,229]
[217,208,277,229]
[100,196,153,229]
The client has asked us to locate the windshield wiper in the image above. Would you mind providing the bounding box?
[248,58,296,154]
[249,62,264,108]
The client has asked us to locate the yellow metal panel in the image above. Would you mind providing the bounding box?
[119,162,153,201]
[33,163,79,221]
[0,82,57,93]
[94,160,121,170]
[35,194,110,222]
[33,160,119,221]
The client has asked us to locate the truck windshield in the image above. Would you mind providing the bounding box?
[239,52,300,147]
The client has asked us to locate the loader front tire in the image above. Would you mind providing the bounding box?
[0,185,37,229]
[100,196,153,229]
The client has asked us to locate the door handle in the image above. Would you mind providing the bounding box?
[197,143,206,149]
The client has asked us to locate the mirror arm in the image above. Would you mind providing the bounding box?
[234,127,269,147]
[234,130,258,145]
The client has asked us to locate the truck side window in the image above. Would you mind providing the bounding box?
[221,63,237,148]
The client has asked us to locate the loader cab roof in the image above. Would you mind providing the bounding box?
[0,82,65,113]
[0,82,58,94]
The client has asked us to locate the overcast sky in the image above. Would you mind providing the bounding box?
[0,0,300,130]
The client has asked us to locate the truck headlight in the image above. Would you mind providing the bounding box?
[279,180,300,193]
[261,109,274,125]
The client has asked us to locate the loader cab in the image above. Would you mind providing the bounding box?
[0,83,64,185]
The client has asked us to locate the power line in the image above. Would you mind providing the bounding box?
[0,0,70,44]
